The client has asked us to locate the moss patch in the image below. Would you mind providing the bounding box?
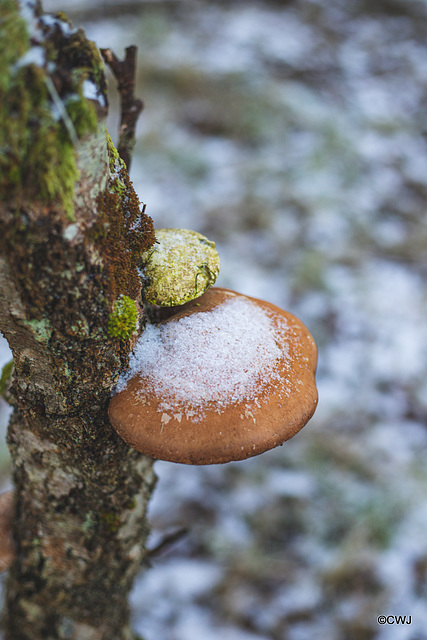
[108,295,138,341]
[0,1,105,219]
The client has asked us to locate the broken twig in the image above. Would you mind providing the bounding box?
[101,45,144,170]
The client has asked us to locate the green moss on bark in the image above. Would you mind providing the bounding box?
[0,0,105,219]
[108,295,138,340]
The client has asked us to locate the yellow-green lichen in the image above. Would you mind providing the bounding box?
[106,132,122,171]
[23,318,52,343]
[82,511,96,534]
[141,228,220,306]
[108,295,138,341]
[105,133,127,195]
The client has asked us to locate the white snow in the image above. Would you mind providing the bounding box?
[39,14,75,36]
[266,469,315,499]
[18,0,41,39]
[82,79,107,107]
[15,46,45,69]
[131,558,222,603]
[116,297,289,416]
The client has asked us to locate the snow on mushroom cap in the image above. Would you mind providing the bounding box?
[115,296,289,420]
[109,287,318,464]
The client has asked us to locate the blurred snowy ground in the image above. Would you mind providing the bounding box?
[2,0,427,638]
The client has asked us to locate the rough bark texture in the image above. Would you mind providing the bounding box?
[0,1,157,638]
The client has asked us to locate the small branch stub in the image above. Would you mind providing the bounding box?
[101,46,143,170]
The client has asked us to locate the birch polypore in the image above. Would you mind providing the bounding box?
[109,288,318,464]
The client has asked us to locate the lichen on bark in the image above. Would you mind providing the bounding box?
[0,1,157,638]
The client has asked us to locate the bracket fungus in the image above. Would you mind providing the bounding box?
[109,287,318,465]
[141,228,220,307]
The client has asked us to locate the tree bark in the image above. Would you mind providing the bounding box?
[0,1,156,638]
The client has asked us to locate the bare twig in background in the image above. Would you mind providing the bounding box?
[146,527,189,560]
[101,45,143,170]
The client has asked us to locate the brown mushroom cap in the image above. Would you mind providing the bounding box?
[109,288,318,465]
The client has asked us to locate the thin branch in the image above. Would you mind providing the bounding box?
[101,45,144,170]
[146,527,189,560]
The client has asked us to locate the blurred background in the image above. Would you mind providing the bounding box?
[2,0,427,638]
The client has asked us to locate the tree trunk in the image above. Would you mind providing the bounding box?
[0,1,157,638]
